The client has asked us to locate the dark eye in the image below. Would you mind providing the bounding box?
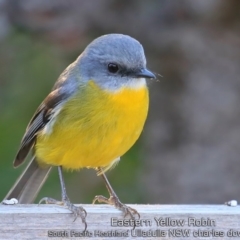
[108,63,119,73]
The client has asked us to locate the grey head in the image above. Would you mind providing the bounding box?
[75,34,156,91]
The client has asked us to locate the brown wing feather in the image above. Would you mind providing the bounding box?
[14,88,70,167]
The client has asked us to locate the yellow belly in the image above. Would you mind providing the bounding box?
[35,80,149,170]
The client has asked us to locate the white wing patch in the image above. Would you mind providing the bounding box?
[42,103,65,135]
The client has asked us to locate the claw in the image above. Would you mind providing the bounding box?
[38,196,87,229]
[83,221,87,232]
[123,207,140,219]
[93,194,140,221]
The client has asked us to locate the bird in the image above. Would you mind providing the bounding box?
[4,33,156,228]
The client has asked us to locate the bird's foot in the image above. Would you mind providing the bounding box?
[39,197,87,230]
[93,195,140,220]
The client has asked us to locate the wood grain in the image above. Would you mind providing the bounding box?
[0,204,240,239]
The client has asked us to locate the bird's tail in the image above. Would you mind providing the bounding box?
[4,157,52,203]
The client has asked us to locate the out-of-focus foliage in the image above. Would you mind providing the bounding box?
[1,0,240,204]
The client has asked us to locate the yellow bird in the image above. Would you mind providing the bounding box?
[5,34,156,227]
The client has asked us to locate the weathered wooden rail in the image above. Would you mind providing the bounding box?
[0,204,240,239]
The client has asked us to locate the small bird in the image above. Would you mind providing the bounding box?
[4,34,156,228]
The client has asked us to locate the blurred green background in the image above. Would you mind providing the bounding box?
[1,0,240,204]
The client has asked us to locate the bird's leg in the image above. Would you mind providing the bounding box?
[39,166,87,229]
[93,167,140,220]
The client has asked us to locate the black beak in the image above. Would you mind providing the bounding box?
[134,68,156,79]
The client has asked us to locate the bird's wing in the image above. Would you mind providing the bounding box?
[14,88,71,167]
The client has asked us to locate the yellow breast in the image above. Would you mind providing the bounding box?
[35,80,149,170]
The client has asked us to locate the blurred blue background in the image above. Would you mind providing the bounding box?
[1,0,240,204]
